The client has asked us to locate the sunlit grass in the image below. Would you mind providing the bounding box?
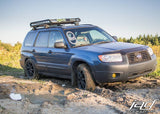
[0,49,23,76]
[147,57,160,78]
[147,46,160,77]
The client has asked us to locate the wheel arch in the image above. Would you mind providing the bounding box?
[24,57,37,65]
[71,60,97,85]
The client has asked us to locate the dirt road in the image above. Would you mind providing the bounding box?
[0,75,160,114]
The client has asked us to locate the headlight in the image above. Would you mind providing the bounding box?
[147,47,153,56]
[98,53,122,62]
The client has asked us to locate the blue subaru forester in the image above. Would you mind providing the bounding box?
[20,18,157,90]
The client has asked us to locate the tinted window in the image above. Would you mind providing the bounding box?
[35,31,49,47]
[49,31,64,47]
[24,32,37,47]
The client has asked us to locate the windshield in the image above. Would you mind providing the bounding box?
[64,27,116,47]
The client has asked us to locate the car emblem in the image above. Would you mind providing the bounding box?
[136,54,142,59]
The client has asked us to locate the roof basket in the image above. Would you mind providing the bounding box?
[30,18,81,30]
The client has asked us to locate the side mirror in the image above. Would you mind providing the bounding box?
[112,36,118,41]
[54,42,67,48]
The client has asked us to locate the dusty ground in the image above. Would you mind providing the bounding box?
[0,75,160,114]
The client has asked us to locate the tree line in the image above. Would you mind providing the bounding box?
[118,34,160,46]
[0,40,22,52]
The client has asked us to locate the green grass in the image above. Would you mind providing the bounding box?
[0,64,23,76]
[0,49,23,77]
[146,57,160,78]
[0,104,6,110]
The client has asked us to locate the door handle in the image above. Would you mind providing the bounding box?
[32,49,35,52]
[48,50,53,54]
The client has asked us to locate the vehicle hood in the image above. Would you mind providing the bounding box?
[75,42,145,54]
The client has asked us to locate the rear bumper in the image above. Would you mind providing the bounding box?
[93,54,157,83]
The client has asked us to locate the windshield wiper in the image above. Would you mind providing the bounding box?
[72,41,111,48]
[73,44,91,48]
[92,41,111,45]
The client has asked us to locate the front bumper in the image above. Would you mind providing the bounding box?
[93,54,157,83]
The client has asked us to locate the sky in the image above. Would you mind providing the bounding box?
[0,0,160,45]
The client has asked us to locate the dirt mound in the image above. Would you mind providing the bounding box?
[0,76,160,113]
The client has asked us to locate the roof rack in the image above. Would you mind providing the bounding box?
[30,18,81,30]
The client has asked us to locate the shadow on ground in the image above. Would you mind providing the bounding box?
[0,64,23,77]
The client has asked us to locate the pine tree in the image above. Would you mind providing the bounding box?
[14,42,22,51]
[123,38,127,42]
[154,34,159,46]
[130,37,134,43]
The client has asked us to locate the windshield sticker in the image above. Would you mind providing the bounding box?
[66,31,76,44]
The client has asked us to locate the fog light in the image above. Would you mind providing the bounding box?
[112,73,116,78]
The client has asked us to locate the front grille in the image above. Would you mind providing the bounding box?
[127,50,151,64]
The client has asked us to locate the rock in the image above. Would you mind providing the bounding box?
[41,101,50,108]
[117,97,124,102]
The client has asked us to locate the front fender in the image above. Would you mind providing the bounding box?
[70,54,98,82]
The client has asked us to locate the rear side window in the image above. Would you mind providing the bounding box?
[24,32,37,47]
[35,31,49,47]
[48,31,64,47]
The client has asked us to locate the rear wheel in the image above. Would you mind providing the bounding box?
[24,59,40,79]
[77,64,96,91]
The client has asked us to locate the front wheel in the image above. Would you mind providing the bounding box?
[77,64,96,91]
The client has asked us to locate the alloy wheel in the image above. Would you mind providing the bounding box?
[77,70,86,89]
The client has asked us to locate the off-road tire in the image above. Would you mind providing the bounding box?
[77,64,96,91]
[24,59,40,80]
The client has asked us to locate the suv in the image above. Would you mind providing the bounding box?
[20,18,157,90]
